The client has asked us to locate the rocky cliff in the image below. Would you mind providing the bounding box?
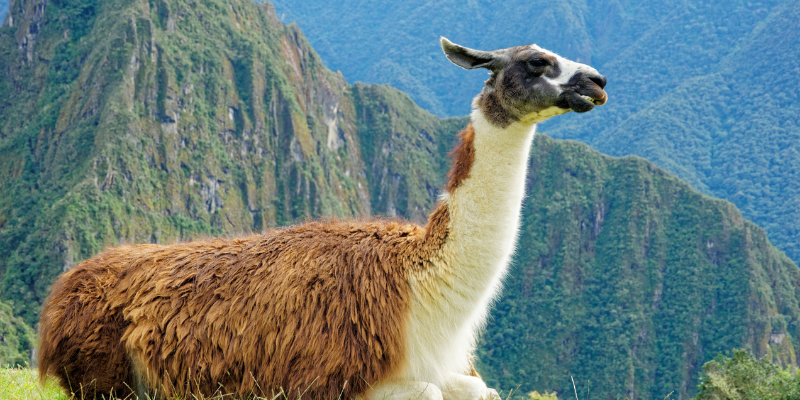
[0,0,457,324]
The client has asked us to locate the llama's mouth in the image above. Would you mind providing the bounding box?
[554,80,607,113]
[580,95,604,105]
[577,84,608,106]
[559,90,598,113]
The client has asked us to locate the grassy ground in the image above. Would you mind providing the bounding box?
[0,367,289,400]
[0,368,537,400]
[0,367,69,400]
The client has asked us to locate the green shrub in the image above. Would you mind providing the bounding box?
[528,390,559,400]
[0,300,35,368]
[695,349,800,400]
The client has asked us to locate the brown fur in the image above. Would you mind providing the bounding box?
[475,92,516,128]
[40,37,608,400]
[445,124,476,193]
[38,244,160,398]
[39,205,454,399]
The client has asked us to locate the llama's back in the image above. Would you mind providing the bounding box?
[38,244,160,398]
[106,220,425,399]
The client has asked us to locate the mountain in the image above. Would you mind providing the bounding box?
[0,0,798,399]
[480,135,800,399]
[0,298,34,367]
[269,0,800,266]
[0,0,457,325]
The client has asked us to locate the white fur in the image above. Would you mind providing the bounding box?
[442,373,498,400]
[377,43,601,400]
[363,376,498,400]
[401,109,537,395]
[363,380,445,400]
[529,44,601,87]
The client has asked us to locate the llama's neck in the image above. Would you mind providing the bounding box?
[403,109,536,384]
[439,108,536,301]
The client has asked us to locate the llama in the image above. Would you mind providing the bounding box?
[38,38,607,400]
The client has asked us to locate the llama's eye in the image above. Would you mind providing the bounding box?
[529,59,549,68]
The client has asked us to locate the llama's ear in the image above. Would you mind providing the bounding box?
[441,37,503,71]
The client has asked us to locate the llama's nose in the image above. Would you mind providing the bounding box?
[588,74,607,89]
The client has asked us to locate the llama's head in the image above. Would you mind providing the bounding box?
[441,37,607,126]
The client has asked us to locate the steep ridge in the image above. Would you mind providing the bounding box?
[0,0,454,324]
[481,135,800,399]
[567,0,800,269]
[270,0,800,266]
[0,0,798,399]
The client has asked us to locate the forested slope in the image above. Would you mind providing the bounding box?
[0,299,34,367]
[481,135,800,399]
[0,0,456,324]
[270,0,800,265]
[0,0,798,399]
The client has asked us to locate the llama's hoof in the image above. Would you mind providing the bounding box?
[483,388,500,400]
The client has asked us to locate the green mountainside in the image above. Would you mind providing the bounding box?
[269,0,800,266]
[0,298,34,367]
[481,135,800,399]
[0,0,799,399]
[0,0,455,324]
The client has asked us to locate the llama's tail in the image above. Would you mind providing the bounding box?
[38,254,133,399]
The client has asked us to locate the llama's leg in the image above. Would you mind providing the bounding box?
[441,373,500,400]
[128,357,166,400]
[130,364,152,400]
[361,380,444,400]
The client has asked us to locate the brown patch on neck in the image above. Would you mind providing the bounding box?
[423,201,450,246]
[446,124,477,192]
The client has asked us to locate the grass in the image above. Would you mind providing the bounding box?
[0,366,69,400]
[0,367,526,400]
[0,366,294,400]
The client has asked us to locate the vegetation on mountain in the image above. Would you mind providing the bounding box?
[0,299,34,367]
[695,349,800,400]
[270,0,800,266]
[479,135,800,399]
[0,0,388,324]
[0,0,798,399]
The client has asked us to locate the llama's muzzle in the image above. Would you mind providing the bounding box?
[558,72,608,113]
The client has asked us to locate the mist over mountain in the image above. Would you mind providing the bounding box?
[270,0,800,266]
[0,0,798,398]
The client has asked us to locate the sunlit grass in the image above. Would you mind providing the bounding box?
[0,366,71,400]
[0,366,540,400]
[0,367,314,400]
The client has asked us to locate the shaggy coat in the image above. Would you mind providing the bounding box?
[39,157,456,399]
[39,38,607,400]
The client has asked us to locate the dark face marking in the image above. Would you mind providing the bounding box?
[442,39,608,127]
[554,71,609,113]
